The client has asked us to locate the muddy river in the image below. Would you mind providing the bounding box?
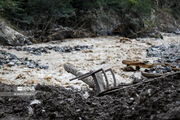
[0,33,179,90]
[0,33,180,120]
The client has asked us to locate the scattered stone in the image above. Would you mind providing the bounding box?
[3,45,92,55]
[0,50,48,69]
[148,31,163,39]
[174,29,180,35]
[30,99,41,105]
[146,44,180,73]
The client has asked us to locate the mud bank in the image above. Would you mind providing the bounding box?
[0,72,180,120]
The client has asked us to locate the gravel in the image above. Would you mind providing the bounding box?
[3,45,92,55]
[0,50,48,69]
[146,44,180,73]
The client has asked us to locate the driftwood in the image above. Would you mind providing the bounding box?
[64,63,105,90]
[141,72,162,78]
[122,60,180,70]
[98,71,180,96]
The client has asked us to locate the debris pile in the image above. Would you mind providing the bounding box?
[122,43,180,78]
[0,72,179,120]
[0,32,179,119]
[146,44,180,73]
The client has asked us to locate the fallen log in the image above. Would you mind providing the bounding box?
[64,64,105,91]
[64,63,95,88]
[98,71,180,96]
[141,72,162,78]
[122,60,180,69]
[122,60,148,66]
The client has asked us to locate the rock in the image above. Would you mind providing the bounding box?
[0,22,32,46]
[152,11,180,33]
[0,112,5,118]
[0,50,48,69]
[7,62,15,67]
[73,29,91,38]
[27,106,34,116]
[148,31,163,39]
[39,65,49,69]
[30,99,41,105]
[174,29,180,34]
[122,66,137,72]
[146,44,180,74]
[47,26,74,41]
[0,97,4,103]
[3,45,92,55]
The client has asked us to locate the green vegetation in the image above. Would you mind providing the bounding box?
[0,0,179,31]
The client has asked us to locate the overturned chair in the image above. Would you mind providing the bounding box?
[64,64,180,96]
[64,64,117,95]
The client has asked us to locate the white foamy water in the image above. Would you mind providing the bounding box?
[0,34,179,90]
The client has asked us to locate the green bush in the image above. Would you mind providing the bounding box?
[0,0,179,30]
[0,0,22,16]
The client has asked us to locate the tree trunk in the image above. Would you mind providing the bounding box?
[64,63,95,88]
[63,63,106,93]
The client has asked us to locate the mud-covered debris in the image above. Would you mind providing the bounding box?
[122,66,139,72]
[146,44,180,73]
[0,72,179,120]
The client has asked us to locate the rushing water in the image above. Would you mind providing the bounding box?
[0,34,180,90]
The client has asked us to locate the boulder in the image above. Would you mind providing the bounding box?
[0,22,32,46]
[47,26,74,41]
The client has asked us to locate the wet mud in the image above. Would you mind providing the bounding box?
[0,72,180,120]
